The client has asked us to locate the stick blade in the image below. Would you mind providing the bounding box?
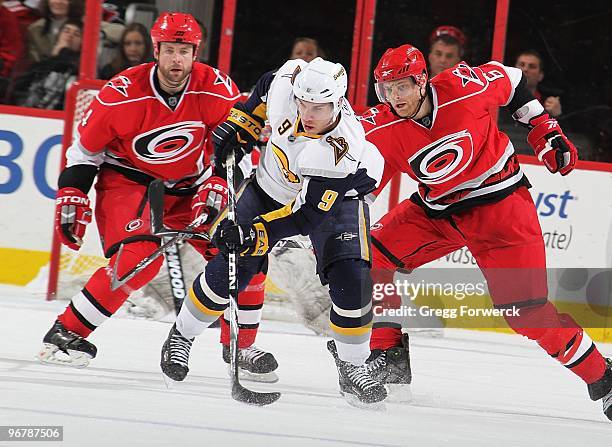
[232,383,281,406]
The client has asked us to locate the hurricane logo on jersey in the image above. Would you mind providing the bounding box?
[358,107,380,126]
[132,121,206,164]
[213,68,234,96]
[409,130,474,184]
[106,75,131,97]
[271,142,300,183]
[452,63,484,88]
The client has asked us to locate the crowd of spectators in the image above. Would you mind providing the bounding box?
[0,2,608,163]
[0,0,152,109]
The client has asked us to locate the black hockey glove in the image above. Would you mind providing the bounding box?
[212,104,263,169]
[212,218,270,256]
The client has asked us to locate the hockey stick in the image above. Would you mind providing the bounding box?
[110,180,313,292]
[148,179,312,249]
[110,220,203,291]
[162,238,187,314]
[226,151,281,406]
[110,180,209,291]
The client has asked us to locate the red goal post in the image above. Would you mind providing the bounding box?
[47,80,107,300]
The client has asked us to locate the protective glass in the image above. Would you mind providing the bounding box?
[374,77,417,104]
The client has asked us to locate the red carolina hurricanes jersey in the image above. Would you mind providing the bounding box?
[361,61,528,217]
[68,62,240,187]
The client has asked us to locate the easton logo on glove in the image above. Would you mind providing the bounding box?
[55,187,93,251]
[227,107,263,140]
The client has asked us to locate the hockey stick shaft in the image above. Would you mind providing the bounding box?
[150,182,187,312]
[226,151,280,406]
[226,151,240,391]
[162,238,187,314]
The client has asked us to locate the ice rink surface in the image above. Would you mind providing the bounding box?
[1,285,611,447]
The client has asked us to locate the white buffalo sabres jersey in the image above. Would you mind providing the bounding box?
[255,59,383,205]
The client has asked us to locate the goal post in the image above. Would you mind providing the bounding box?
[46,80,107,301]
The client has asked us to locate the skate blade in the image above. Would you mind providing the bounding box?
[340,391,387,411]
[227,365,279,383]
[162,373,182,389]
[386,383,413,403]
[36,343,91,368]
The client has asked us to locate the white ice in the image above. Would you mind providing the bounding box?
[1,285,611,447]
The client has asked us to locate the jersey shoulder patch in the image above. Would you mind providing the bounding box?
[433,61,491,98]
[433,61,511,107]
[97,63,154,105]
[358,104,397,130]
[190,63,241,100]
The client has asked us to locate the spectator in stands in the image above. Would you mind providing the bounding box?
[0,4,25,78]
[14,18,81,109]
[27,0,83,62]
[3,1,41,37]
[427,25,466,77]
[290,37,323,62]
[99,22,152,79]
[515,50,562,117]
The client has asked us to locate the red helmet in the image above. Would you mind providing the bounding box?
[429,25,467,48]
[373,44,428,104]
[151,12,202,57]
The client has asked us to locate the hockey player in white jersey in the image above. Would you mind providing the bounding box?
[160,57,387,405]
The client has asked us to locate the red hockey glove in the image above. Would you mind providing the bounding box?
[55,187,92,251]
[190,176,229,231]
[527,115,578,176]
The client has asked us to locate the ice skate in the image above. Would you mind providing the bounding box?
[327,340,387,409]
[161,323,193,385]
[365,333,412,402]
[587,358,612,421]
[37,320,97,368]
[222,344,279,383]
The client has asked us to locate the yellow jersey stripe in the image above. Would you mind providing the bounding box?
[261,201,294,222]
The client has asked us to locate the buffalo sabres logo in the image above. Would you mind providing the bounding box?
[325,136,352,165]
[132,121,206,164]
[409,129,474,184]
[290,65,302,84]
[452,63,484,87]
[271,143,300,183]
[106,75,131,97]
[213,68,234,96]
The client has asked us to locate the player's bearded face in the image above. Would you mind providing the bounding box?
[379,78,425,119]
[157,42,194,86]
[295,98,335,134]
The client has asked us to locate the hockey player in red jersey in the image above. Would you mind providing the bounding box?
[37,12,278,380]
[360,44,611,419]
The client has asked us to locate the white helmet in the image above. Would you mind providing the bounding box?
[293,57,348,119]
